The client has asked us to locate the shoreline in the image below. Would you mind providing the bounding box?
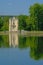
[0,31,43,36]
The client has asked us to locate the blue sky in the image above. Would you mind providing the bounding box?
[0,0,43,15]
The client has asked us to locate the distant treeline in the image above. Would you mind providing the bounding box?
[0,15,29,31]
[0,16,9,31]
[0,3,43,31]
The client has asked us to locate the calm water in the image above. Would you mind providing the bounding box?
[0,33,43,65]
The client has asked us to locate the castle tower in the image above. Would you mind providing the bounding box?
[9,17,18,47]
[9,17,18,32]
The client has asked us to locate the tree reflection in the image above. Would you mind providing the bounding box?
[0,35,9,47]
[30,37,43,60]
[19,36,43,60]
[19,36,26,48]
[19,36,31,48]
[0,35,43,60]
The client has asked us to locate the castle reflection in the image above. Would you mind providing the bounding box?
[9,33,18,47]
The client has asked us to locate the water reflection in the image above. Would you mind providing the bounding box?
[9,33,18,47]
[0,33,43,60]
[0,35,9,47]
[30,37,43,60]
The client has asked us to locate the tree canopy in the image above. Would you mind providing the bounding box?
[29,3,43,30]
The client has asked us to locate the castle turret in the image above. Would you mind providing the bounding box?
[9,17,18,32]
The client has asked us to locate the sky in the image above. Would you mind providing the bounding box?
[0,0,43,16]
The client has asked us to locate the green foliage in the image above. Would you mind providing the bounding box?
[18,15,28,30]
[0,17,4,31]
[0,16,9,31]
[0,35,9,47]
[29,3,43,30]
[2,16,9,31]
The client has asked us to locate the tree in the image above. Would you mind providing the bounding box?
[29,3,43,30]
[2,16,9,31]
[18,15,27,31]
[0,17,4,31]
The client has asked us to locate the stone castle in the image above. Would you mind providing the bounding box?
[9,17,18,32]
[9,17,19,47]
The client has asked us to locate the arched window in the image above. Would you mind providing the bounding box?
[12,22,16,28]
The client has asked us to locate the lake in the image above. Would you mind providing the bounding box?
[0,33,43,65]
